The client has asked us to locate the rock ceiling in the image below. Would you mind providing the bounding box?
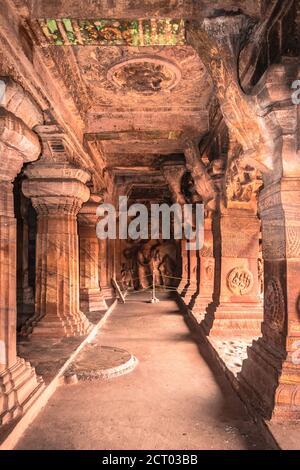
[5,0,272,193]
[30,20,212,167]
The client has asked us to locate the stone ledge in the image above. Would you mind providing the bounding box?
[0,299,118,450]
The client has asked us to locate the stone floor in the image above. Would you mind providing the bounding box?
[209,337,256,376]
[16,292,273,450]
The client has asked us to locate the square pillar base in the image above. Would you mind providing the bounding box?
[0,357,45,426]
[80,288,108,312]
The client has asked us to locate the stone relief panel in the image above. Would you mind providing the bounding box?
[121,238,179,290]
[226,158,263,203]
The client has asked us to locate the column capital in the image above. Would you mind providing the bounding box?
[22,161,90,215]
[78,194,102,225]
[0,108,41,181]
[0,77,43,129]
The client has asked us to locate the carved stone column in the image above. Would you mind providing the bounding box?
[183,248,198,305]
[98,238,111,298]
[183,143,221,313]
[161,162,187,296]
[16,192,35,327]
[0,108,44,425]
[239,180,300,419]
[189,13,300,419]
[78,195,107,312]
[177,238,189,296]
[189,215,215,322]
[22,160,92,337]
[205,205,263,336]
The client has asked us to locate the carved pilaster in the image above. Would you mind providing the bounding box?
[78,195,107,312]
[183,143,221,312]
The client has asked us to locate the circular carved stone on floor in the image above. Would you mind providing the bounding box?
[64,344,138,382]
[107,57,181,94]
[227,267,253,296]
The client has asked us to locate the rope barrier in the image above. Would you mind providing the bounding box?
[122,272,196,283]
[117,266,199,303]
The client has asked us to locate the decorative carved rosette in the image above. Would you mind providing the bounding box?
[227,267,254,296]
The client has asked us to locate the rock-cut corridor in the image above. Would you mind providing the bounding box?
[16,293,272,450]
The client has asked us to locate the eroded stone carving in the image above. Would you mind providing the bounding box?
[108,57,181,94]
[184,140,219,212]
[226,157,263,204]
[265,278,285,331]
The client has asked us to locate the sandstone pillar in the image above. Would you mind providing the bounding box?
[183,248,198,306]
[177,238,189,296]
[161,162,187,296]
[189,215,215,322]
[22,161,92,337]
[0,108,44,425]
[188,13,300,419]
[78,195,107,312]
[239,180,300,419]
[205,206,262,336]
[16,192,35,327]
